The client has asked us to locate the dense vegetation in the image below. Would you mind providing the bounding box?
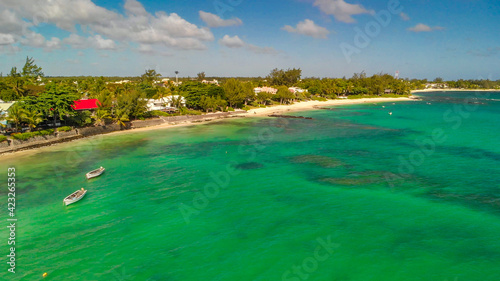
[1,57,499,135]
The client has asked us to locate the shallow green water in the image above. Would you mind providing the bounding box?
[1,92,500,280]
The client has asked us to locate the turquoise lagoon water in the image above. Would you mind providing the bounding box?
[1,91,500,280]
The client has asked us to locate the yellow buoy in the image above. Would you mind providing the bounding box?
[43,272,48,278]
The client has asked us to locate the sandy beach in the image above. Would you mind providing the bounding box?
[412,88,500,93]
[244,97,412,116]
[0,97,411,159]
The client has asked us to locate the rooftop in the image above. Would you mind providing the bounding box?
[71,99,101,111]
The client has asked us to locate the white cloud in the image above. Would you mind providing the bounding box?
[408,23,444,32]
[45,37,62,50]
[93,35,116,50]
[0,9,30,34]
[400,12,410,21]
[199,11,242,28]
[282,19,330,39]
[313,0,371,23]
[0,33,16,45]
[219,35,245,48]
[20,32,46,47]
[62,34,117,50]
[136,44,172,56]
[124,0,148,17]
[16,30,61,50]
[0,0,214,51]
[219,34,278,55]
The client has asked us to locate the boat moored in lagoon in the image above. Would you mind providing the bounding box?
[86,167,105,179]
[63,188,87,206]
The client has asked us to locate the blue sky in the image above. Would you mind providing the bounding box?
[0,0,499,80]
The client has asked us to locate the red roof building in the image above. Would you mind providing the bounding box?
[71,99,101,111]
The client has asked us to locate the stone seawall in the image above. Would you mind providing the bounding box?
[160,111,246,124]
[131,118,165,128]
[0,141,9,149]
[57,130,78,138]
[0,134,83,154]
[77,124,121,137]
[11,134,57,146]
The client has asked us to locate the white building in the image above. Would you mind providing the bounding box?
[146,96,186,111]
[425,83,448,89]
[254,86,278,95]
[202,79,219,85]
[288,87,307,94]
[0,101,16,128]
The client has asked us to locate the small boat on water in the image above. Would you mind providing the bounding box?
[86,167,105,179]
[63,188,87,206]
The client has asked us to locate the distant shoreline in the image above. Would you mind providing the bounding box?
[0,97,411,159]
[411,88,500,93]
[243,97,412,117]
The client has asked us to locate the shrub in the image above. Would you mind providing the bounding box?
[57,126,72,132]
[11,129,55,141]
[0,135,7,142]
[38,129,55,136]
[186,110,202,115]
[241,105,251,111]
[12,132,35,141]
[311,96,327,101]
[347,94,371,99]
[150,110,175,117]
[381,94,409,98]
[227,107,235,112]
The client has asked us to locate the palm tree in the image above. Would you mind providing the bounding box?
[6,103,26,132]
[21,109,44,132]
[170,94,185,112]
[113,108,129,129]
[92,108,111,126]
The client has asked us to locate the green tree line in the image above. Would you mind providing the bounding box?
[1,58,499,134]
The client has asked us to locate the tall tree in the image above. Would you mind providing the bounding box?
[242,82,255,106]
[21,57,44,85]
[275,86,294,104]
[38,82,79,127]
[197,72,206,81]
[140,69,161,85]
[268,68,302,86]
[222,78,244,108]
[6,67,25,98]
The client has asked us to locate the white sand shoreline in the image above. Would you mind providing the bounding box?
[412,88,500,93]
[243,97,412,117]
[0,97,411,159]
